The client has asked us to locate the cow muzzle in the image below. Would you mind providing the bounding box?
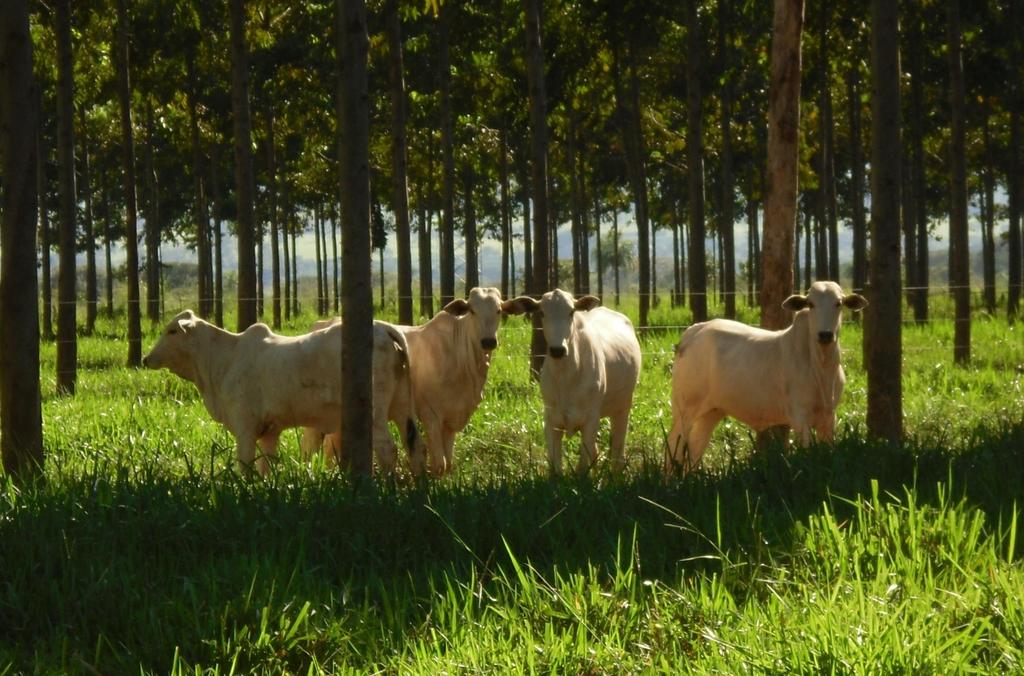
[548,345,567,359]
[480,337,497,350]
[817,331,834,345]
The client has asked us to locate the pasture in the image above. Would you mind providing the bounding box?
[2,296,1024,673]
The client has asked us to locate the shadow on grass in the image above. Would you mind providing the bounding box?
[2,420,1022,671]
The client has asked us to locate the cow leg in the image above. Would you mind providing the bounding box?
[234,429,258,476]
[814,412,837,444]
[419,412,447,477]
[441,427,457,476]
[300,427,325,462]
[665,414,688,476]
[576,417,601,476]
[685,412,722,472]
[373,423,398,475]
[545,417,564,475]
[256,433,280,476]
[608,409,630,474]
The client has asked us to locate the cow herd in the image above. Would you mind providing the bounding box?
[143,280,866,478]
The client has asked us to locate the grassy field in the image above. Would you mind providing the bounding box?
[2,295,1023,673]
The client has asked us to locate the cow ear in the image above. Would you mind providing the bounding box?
[842,293,868,311]
[574,295,602,312]
[501,296,540,315]
[443,298,471,316]
[782,294,809,312]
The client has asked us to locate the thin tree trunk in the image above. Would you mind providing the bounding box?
[580,161,591,295]
[1009,0,1023,320]
[902,146,917,309]
[229,0,258,331]
[672,214,680,307]
[55,0,77,395]
[102,169,114,319]
[520,155,532,288]
[613,207,620,305]
[464,167,479,291]
[266,105,281,328]
[291,223,298,314]
[80,108,97,334]
[982,107,996,315]
[613,41,651,327]
[686,0,707,322]
[594,197,602,298]
[719,0,736,318]
[188,52,212,319]
[818,3,839,283]
[386,0,413,324]
[256,221,264,318]
[848,65,867,294]
[746,189,758,306]
[417,196,434,317]
[210,145,225,327]
[283,193,292,320]
[865,0,903,442]
[38,100,53,342]
[337,0,374,478]
[332,210,340,313]
[1,0,45,480]
[143,99,161,324]
[314,205,324,314]
[761,0,803,331]
[438,6,456,306]
[116,0,142,366]
[947,0,970,364]
[500,126,511,298]
[524,0,550,377]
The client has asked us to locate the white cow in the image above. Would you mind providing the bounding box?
[299,318,425,476]
[505,289,642,476]
[143,310,421,475]
[667,280,867,474]
[302,287,516,476]
[399,287,517,476]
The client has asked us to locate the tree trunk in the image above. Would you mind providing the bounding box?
[1,0,45,480]
[613,41,651,327]
[417,197,434,318]
[229,0,258,331]
[719,0,736,319]
[746,188,758,307]
[291,223,299,314]
[1010,1,1023,321]
[386,0,413,324]
[579,161,590,295]
[38,100,53,342]
[848,66,867,295]
[865,0,903,442]
[116,0,142,366]
[594,197,602,298]
[266,105,282,328]
[519,155,532,289]
[256,221,264,318]
[283,192,292,320]
[500,126,511,299]
[143,99,161,324]
[613,207,621,305]
[210,145,225,327]
[337,0,374,478]
[79,108,97,334]
[314,206,324,315]
[102,169,114,319]
[438,6,456,307]
[761,0,803,331]
[463,167,479,292]
[947,0,970,364]
[685,0,707,322]
[332,211,340,313]
[982,109,996,315]
[818,4,839,283]
[188,53,212,319]
[524,0,550,377]
[55,0,77,395]
[569,113,583,295]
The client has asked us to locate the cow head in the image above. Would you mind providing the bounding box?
[143,310,201,381]
[783,281,867,346]
[443,287,508,352]
[504,289,601,359]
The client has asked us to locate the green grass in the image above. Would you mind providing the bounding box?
[2,296,1023,673]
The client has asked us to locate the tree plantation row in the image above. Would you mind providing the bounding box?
[2,0,1022,480]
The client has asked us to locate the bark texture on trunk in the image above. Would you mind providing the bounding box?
[229,0,258,331]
